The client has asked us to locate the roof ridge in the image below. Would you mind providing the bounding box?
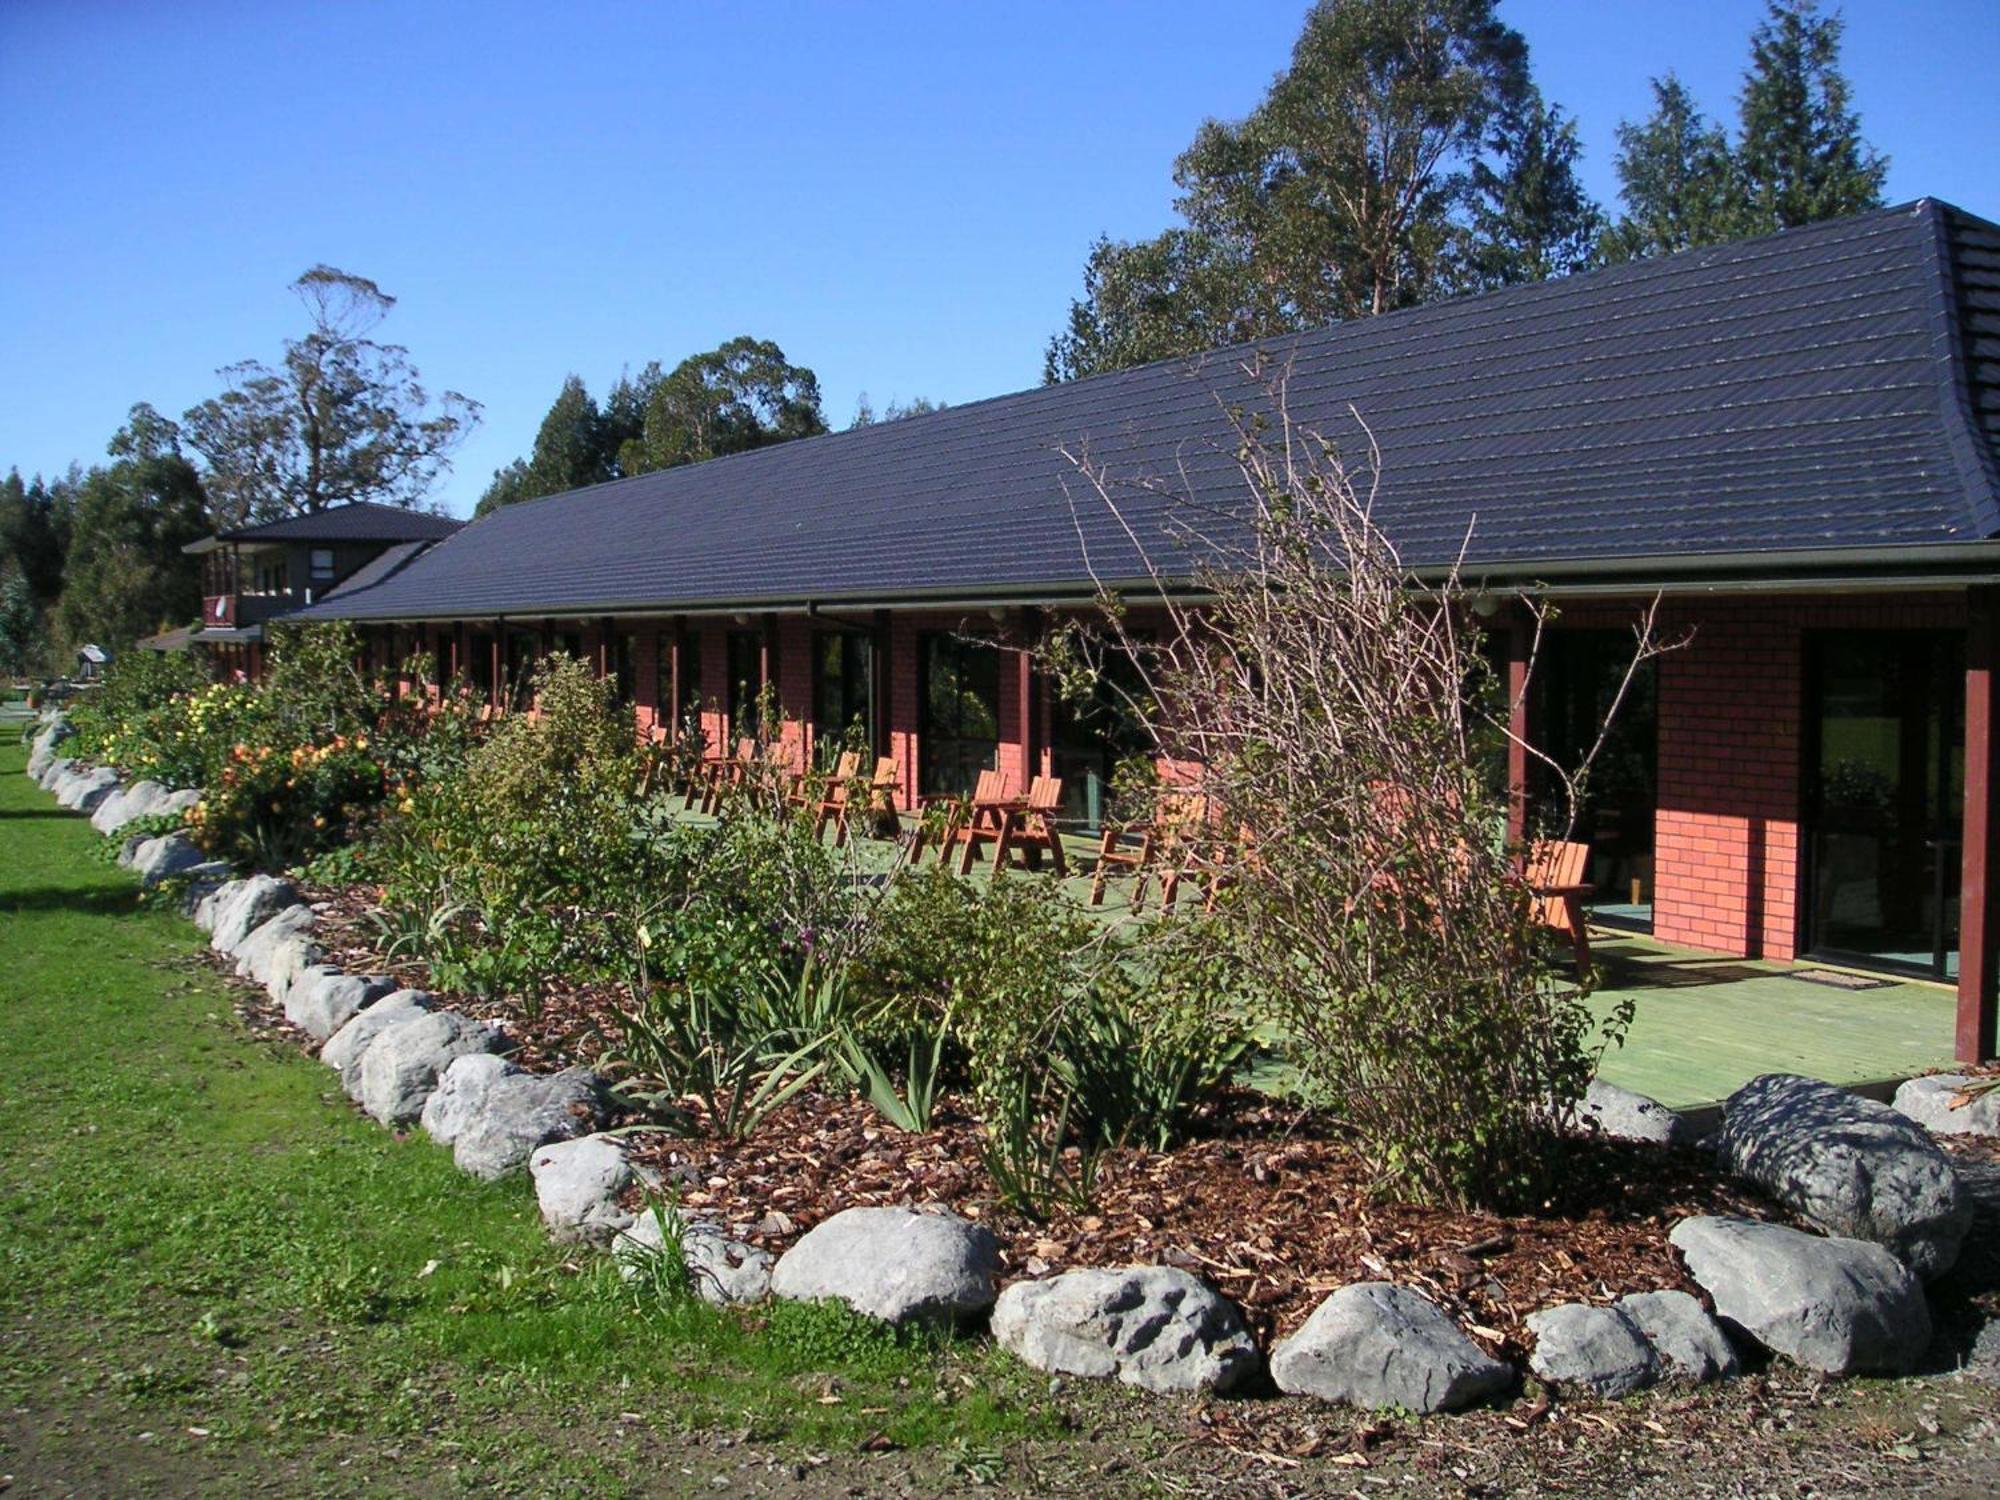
[1914,201,2000,539]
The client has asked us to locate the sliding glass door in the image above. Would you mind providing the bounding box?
[1539,631,1659,932]
[1805,631,1963,979]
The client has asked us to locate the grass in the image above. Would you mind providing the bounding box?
[0,734,1061,1496]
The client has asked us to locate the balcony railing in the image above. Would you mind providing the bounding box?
[201,593,302,630]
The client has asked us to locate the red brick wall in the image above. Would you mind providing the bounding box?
[1555,593,1965,961]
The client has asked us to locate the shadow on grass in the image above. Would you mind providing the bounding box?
[0,808,77,820]
[0,884,145,917]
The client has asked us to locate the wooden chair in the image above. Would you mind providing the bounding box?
[988,775,1068,876]
[698,736,758,814]
[1525,838,1594,973]
[807,751,863,840]
[828,756,900,847]
[1091,788,1207,908]
[925,769,1011,870]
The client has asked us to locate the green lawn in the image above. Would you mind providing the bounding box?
[0,735,1064,1496]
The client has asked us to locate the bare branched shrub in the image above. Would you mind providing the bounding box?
[1062,383,1673,1209]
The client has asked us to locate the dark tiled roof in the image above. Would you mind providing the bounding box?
[302,200,2000,623]
[198,501,463,549]
[317,539,437,600]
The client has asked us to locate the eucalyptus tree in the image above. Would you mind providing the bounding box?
[183,265,479,525]
[1047,0,1598,380]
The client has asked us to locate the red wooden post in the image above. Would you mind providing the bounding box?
[1015,636,1036,797]
[1505,607,1531,846]
[668,620,684,732]
[872,609,892,760]
[1958,586,2000,1063]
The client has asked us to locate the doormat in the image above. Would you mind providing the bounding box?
[1790,968,1897,991]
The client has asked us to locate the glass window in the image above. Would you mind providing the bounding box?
[467,632,495,696]
[724,630,765,737]
[612,632,638,707]
[1538,631,1659,933]
[656,632,704,732]
[813,632,874,759]
[920,633,1000,796]
[1807,631,1963,978]
[1048,637,1154,829]
[505,628,541,698]
[309,548,335,582]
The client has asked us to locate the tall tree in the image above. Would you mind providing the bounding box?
[1044,230,1274,383]
[54,406,209,651]
[0,565,46,677]
[1455,90,1603,289]
[182,266,480,525]
[1735,0,1885,232]
[0,468,71,606]
[1600,75,1746,262]
[615,337,826,475]
[1046,0,1595,380]
[475,375,614,516]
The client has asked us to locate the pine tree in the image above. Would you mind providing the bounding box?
[1735,0,1886,232]
[54,407,208,651]
[1601,75,1746,262]
[1457,90,1603,289]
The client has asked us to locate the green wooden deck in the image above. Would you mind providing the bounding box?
[1589,933,1958,1111]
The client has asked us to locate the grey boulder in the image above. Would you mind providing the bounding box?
[205,875,299,949]
[1670,1216,1932,1375]
[355,1009,505,1126]
[322,989,433,1092]
[284,966,397,1042]
[26,716,72,778]
[232,905,322,996]
[130,833,221,887]
[617,1209,774,1305]
[1719,1072,1971,1278]
[1579,1078,1695,1148]
[530,1134,638,1243]
[991,1265,1259,1394]
[153,787,203,821]
[418,1052,607,1179]
[91,778,167,835]
[770,1206,999,1327]
[37,755,74,790]
[1893,1074,2000,1137]
[58,765,119,812]
[1526,1303,1660,1397]
[1270,1282,1513,1414]
[1618,1289,1739,1382]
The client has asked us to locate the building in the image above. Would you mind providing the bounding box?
[184,502,462,675]
[296,200,2000,1064]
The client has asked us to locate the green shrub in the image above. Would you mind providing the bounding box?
[377,653,645,1014]
[852,870,1255,1207]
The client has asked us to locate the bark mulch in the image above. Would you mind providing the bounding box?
[617,1089,1765,1361]
[296,878,1770,1364]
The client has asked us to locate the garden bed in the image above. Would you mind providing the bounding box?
[291,873,1765,1360]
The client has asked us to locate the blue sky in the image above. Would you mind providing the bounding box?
[2,1,1995,518]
